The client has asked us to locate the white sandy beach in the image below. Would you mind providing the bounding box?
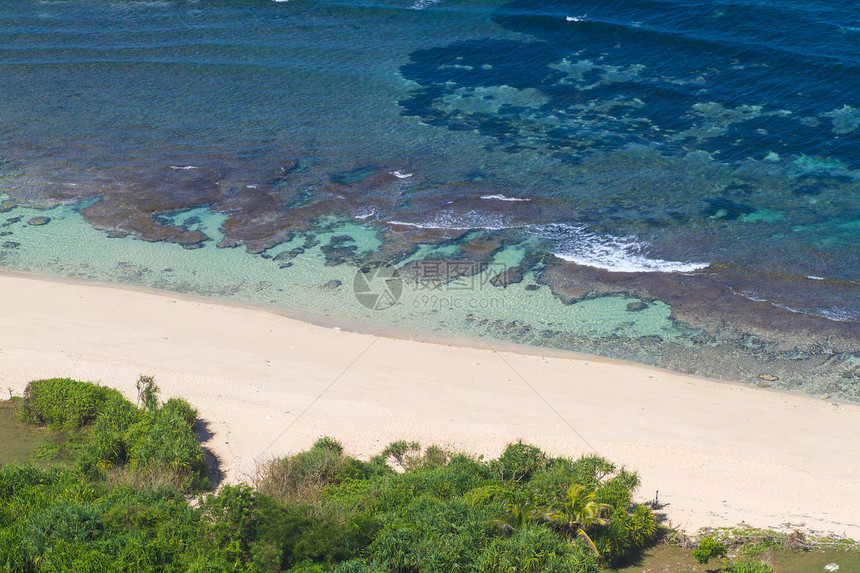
[1,270,858,538]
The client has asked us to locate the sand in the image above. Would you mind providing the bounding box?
[1,269,858,538]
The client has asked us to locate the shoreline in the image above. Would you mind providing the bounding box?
[1,269,859,538]
[2,268,849,406]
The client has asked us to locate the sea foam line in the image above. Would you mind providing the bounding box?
[387,209,516,231]
[480,194,530,202]
[534,223,709,274]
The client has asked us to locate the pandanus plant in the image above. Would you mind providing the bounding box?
[490,502,552,534]
[548,484,611,555]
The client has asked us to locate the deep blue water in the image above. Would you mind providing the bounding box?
[0,0,858,394]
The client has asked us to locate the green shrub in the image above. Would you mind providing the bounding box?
[694,536,727,564]
[127,397,208,490]
[476,524,599,573]
[0,464,68,499]
[463,482,516,507]
[31,442,61,463]
[17,378,124,430]
[377,440,423,470]
[330,560,379,573]
[70,389,208,491]
[492,441,548,481]
[255,439,376,505]
[23,502,104,559]
[0,426,665,572]
[726,559,774,573]
[566,455,616,491]
[592,504,657,566]
[596,469,639,510]
[313,436,344,454]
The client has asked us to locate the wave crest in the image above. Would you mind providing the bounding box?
[534,223,709,273]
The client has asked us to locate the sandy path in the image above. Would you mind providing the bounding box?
[1,270,858,538]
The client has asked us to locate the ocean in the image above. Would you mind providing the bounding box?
[0,0,858,398]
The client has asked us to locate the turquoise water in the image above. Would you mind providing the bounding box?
[0,0,858,398]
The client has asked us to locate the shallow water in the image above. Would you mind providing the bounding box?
[0,0,858,398]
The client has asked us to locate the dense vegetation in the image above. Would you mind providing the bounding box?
[0,378,815,572]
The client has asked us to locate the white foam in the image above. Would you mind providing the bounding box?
[387,210,514,231]
[390,170,413,179]
[535,223,708,273]
[480,194,531,202]
[411,0,440,10]
[355,209,377,220]
[566,15,587,22]
[170,165,199,170]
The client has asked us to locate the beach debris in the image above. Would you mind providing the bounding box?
[786,529,813,551]
[824,564,839,571]
[758,373,779,382]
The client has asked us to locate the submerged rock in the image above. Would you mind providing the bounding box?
[321,279,342,290]
[2,241,20,248]
[490,267,523,287]
[626,301,648,312]
[273,248,305,268]
[329,234,354,245]
[322,244,358,266]
[0,200,16,213]
[28,216,51,226]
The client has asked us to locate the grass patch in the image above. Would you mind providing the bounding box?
[0,399,48,466]
[0,399,80,468]
[605,544,860,572]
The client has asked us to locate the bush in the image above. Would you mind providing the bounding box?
[69,387,209,491]
[0,464,64,500]
[694,536,727,564]
[492,441,549,481]
[127,397,208,490]
[16,378,124,430]
[0,417,663,572]
[476,524,599,573]
[22,502,104,560]
[255,439,375,505]
[726,560,774,573]
[592,504,657,566]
